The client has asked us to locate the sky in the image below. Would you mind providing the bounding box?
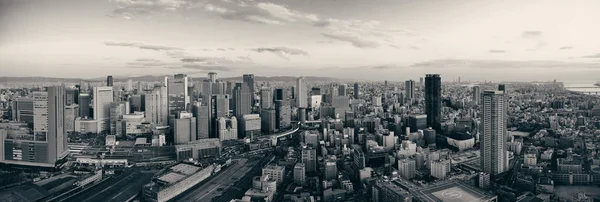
[1,0,600,81]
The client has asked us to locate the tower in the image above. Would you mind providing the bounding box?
[353,83,359,99]
[296,77,307,108]
[93,86,114,133]
[480,90,508,177]
[405,80,415,102]
[425,74,441,131]
[233,83,251,117]
[167,74,189,115]
[106,75,113,87]
[472,86,481,105]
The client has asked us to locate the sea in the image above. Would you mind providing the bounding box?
[563,81,600,95]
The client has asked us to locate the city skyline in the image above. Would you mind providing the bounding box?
[2,0,600,81]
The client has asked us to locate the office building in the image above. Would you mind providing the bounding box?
[241,114,261,139]
[78,93,91,118]
[64,104,78,133]
[201,80,212,103]
[93,86,114,133]
[144,84,168,126]
[192,102,212,140]
[338,84,347,96]
[431,159,451,180]
[243,74,255,102]
[398,159,416,180]
[208,72,217,83]
[260,88,273,109]
[275,100,291,130]
[408,114,427,133]
[301,148,317,173]
[425,74,441,130]
[296,77,307,108]
[167,74,189,115]
[372,180,412,202]
[353,83,359,99]
[274,88,286,101]
[217,116,237,141]
[11,97,34,125]
[142,163,214,202]
[293,163,306,185]
[212,94,230,118]
[324,160,338,180]
[233,83,251,117]
[480,90,508,177]
[174,112,196,144]
[423,128,436,145]
[174,139,222,161]
[66,88,78,105]
[107,75,113,86]
[262,165,285,184]
[372,96,382,107]
[1,86,68,167]
[115,112,152,137]
[405,80,415,101]
[473,86,481,105]
[260,108,276,134]
[109,101,129,135]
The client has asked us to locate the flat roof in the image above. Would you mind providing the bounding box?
[414,181,496,202]
[157,172,186,184]
[170,163,200,176]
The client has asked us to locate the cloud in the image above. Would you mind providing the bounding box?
[104,41,183,51]
[581,53,600,58]
[250,47,309,60]
[135,58,161,62]
[217,48,226,51]
[489,49,506,53]
[522,31,543,39]
[202,2,319,25]
[559,46,573,50]
[107,0,198,19]
[322,33,379,48]
[175,64,236,72]
[410,59,600,69]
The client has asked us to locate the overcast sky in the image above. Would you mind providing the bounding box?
[1,0,600,81]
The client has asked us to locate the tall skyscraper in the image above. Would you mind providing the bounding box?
[144,84,168,126]
[260,88,273,109]
[167,74,189,115]
[480,90,508,177]
[405,80,415,101]
[274,88,286,101]
[192,102,212,139]
[212,94,230,118]
[93,86,114,133]
[201,80,212,103]
[174,112,196,144]
[338,84,347,96]
[109,101,129,135]
[233,83,251,117]
[296,77,307,108]
[126,79,133,92]
[78,93,91,118]
[353,83,359,99]
[275,100,291,130]
[301,148,317,173]
[472,86,481,105]
[208,72,218,83]
[107,75,113,87]
[425,74,441,131]
[261,108,276,134]
[243,74,255,104]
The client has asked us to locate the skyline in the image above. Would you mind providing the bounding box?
[2,0,600,81]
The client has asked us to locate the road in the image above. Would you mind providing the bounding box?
[175,158,254,202]
[212,155,274,202]
[61,170,154,202]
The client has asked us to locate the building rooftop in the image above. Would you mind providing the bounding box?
[170,163,201,176]
[157,172,186,184]
[413,180,497,202]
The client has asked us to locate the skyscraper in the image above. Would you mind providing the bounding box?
[107,75,113,87]
[275,100,291,130]
[93,86,114,133]
[144,84,168,126]
[212,94,230,118]
[480,90,508,177]
[353,83,359,99]
[405,80,415,101]
[243,74,255,104]
[78,93,91,118]
[301,148,317,173]
[296,77,307,108]
[472,86,481,105]
[201,80,212,103]
[174,112,196,144]
[338,84,347,96]
[109,101,129,135]
[167,74,189,115]
[233,83,251,117]
[208,72,218,83]
[192,102,212,139]
[260,88,273,109]
[425,74,441,131]
[274,88,286,101]
[127,79,133,92]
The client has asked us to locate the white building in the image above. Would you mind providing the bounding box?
[480,90,508,176]
[93,86,114,133]
[398,159,416,180]
[431,159,450,180]
[174,112,196,144]
[296,77,307,108]
[262,165,285,184]
[217,117,238,141]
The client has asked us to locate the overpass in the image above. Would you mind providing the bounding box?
[268,124,300,146]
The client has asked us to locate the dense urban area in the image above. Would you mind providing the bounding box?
[0,73,598,202]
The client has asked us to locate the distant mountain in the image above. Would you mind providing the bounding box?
[0,75,344,84]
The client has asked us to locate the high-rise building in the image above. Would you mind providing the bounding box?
[127,79,133,92]
[372,96,382,107]
[243,74,255,104]
[217,116,237,141]
[201,80,212,103]
[167,74,189,115]
[425,74,441,131]
[260,108,276,134]
[241,114,261,139]
[296,77,307,108]
[66,88,78,105]
[431,159,450,180]
[473,86,481,105]
[192,102,212,140]
[408,114,427,133]
[274,88,286,101]
[260,88,273,109]
[109,101,129,135]
[324,160,338,180]
[398,159,416,180]
[174,112,196,144]
[480,90,508,177]
[144,84,168,126]
[372,180,412,202]
[93,86,114,133]
[208,72,218,83]
[11,97,34,125]
[353,83,359,99]
[405,80,415,101]
[107,75,113,87]
[78,93,91,118]
[262,165,285,184]
[301,148,317,173]
[275,100,291,130]
[1,86,69,167]
[293,163,306,185]
[338,84,347,96]
[233,83,251,117]
[212,94,230,118]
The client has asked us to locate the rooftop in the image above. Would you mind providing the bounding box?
[413,180,497,202]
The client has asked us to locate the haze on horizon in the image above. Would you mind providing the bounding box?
[1,0,600,82]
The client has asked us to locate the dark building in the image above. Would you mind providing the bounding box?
[274,88,286,101]
[425,74,442,131]
[408,114,427,133]
[275,100,291,130]
[423,128,436,145]
[260,108,276,134]
[107,75,113,87]
[353,83,359,99]
[78,93,91,118]
[66,88,79,105]
[233,83,251,117]
[243,74,255,104]
[311,87,321,95]
[498,84,506,92]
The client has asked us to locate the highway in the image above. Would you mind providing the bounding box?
[175,158,254,202]
[61,170,154,202]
